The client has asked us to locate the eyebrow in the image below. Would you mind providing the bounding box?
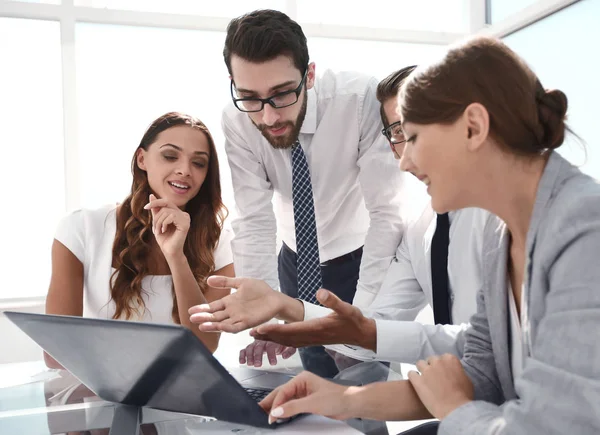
[159,143,209,157]
[236,79,298,96]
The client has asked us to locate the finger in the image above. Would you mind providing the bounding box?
[266,343,280,366]
[270,396,320,422]
[253,340,267,367]
[316,289,354,317]
[254,321,327,347]
[153,209,170,234]
[143,197,171,210]
[407,370,423,388]
[190,310,230,324]
[270,372,317,413]
[206,275,244,290]
[244,342,257,367]
[259,387,280,414]
[239,348,247,364]
[253,323,279,335]
[281,346,297,359]
[161,214,176,234]
[416,359,429,373]
[426,355,440,366]
[261,380,305,423]
[147,194,159,220]
[197,318,243,333]
[189,299,225,316]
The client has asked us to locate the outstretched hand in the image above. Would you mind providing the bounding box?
[188,276,287,333]
[250,289,377,351]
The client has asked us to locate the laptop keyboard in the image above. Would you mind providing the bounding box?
[244,387,271,402]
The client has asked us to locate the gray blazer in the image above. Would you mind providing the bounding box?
[439,152,600,435]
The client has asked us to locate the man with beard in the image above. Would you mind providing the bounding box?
[220,9,408,377]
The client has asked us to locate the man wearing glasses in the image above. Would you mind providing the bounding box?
[217,9,409,378]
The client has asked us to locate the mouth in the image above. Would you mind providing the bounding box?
[268,125,289,136]
[413,173,431,186]
[168,181,191,195]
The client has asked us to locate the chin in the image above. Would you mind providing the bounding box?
[430,193,452,214]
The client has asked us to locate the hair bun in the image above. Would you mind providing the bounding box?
[537,88,568,149]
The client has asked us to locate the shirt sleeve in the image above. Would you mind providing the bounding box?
[302,301,333,320]
[353,76,411,308]
[54,209,86,264]
[213,227,234,271]
[222,110,279,290]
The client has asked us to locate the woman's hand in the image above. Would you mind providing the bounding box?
[408,354,474,419]
[259,371,359,424]
[144,194,190,259]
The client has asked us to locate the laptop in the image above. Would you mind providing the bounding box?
[4,311,296,429]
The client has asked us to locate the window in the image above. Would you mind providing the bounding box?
[75,24,234,212]
[0,18,64,299]
[298,0,467,33]
[504,0,597,177]
[489,0,539,23]
[308,37,445,80]
[74,0,285,17]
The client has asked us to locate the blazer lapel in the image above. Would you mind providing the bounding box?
[482,221,518,400]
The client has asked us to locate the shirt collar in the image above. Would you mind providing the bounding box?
[299,86,317,135]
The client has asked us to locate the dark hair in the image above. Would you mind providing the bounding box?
[110,112,227,323]
[376,65,417,126]
[223,9,309,77]
[400,36,570,154]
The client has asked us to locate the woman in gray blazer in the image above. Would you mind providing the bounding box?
[258,35,600,434]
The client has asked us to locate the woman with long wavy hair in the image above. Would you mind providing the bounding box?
[45,112,234,368]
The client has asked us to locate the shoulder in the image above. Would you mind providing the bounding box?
[58,204,116,233]
[548,171,600,232]
[213,227,234,271]
[55,204,116,263]
[400,202,435,255]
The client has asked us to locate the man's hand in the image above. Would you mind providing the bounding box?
[188,276,304,333]
[250,289,377,351]
[239,340,297,367]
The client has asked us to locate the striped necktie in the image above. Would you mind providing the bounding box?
[291,141,322,304]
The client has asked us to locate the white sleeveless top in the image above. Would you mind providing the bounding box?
[54,204,233,324]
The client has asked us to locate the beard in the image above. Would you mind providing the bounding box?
[252,91,308,150]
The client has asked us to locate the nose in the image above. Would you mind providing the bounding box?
[262,104,280,127]
[391,142,404,161]
[398,142,414,173]
[175,160,192,177]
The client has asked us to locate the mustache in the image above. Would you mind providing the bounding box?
[257,121,294,133]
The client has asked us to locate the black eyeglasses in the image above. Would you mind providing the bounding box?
[381,120,407,158]
[231,69,308,113]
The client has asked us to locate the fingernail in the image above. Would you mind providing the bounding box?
[143,204,150,210]
[319,290,328,300]
[271,407,283,418]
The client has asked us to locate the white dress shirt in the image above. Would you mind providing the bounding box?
[222,69,410,303]
[304,203,490,364]
[54,205,234,323]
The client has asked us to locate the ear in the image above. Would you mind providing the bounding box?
[306,62,316,90]
[136,148,147,171]
[463,103,489,152]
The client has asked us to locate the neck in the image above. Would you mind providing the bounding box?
[476,153,549,249]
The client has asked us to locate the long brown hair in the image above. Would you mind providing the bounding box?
[399,36,571,155]
[110,112,227,323]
